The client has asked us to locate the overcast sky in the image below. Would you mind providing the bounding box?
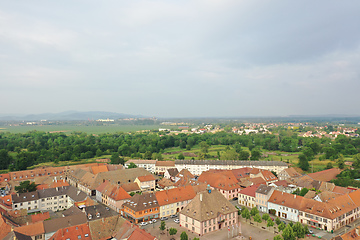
[1,1,360,118]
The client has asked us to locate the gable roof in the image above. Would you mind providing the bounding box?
[155,161,175,167]
[239,184,260,198]
[120,182,141,193]
[43,213,87,233]
[128,227,157,240]
[31,212,50,223]
[198,170,240,191]
[91,165,109,175]
[48,223,91,240]
[180,190,237,222]
[255,184,273,195]
[307,168,341,182]
[137,175,156,182]
[88,215,125,240]
[176,168,194,179]
[155,185,196,206]
[15,221,45,237]
[122,193,159,212]
[283,167,302,178]
[166,168,179,178]
[0,215,12,240]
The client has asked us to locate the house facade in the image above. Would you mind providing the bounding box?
[122,193,160,223]
[255,184,274,213]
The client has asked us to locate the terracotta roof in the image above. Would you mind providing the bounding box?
[308,168,341,182]
[157,178,175,188]
[91,165,109,175]
[166,168,179,178]
[15,221,45,237]
[128,227,157,240]
[333,186,352,195]
[137,175,156,182]
[62,206,83,217]
[239,184,260,198]
[272,180,289,187]
[120,182,141,193]
[303,190,317,199]
[231,168,251,180]
[48,223,92,240]
[0,215,12,240]
[123,193,159,212]
[337,226,360,240]
[155,185,196,206]
[108,186,131,201]
[31,212,50,223]
[176,169,194,179]
[89,215,125,240]
[198,170,240,191]
[155,161,175,167]
[283,167,301,178]
[249,177,266,185]
[317,191,342,202]
[43,213,87,233]
[180,190,237,222]
[260,170,278,182]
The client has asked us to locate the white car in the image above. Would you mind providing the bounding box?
[140,222,148,226]
[151,219,157,223]
[174,219,180,223]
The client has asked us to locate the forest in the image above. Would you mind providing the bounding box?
[0,129,360,172]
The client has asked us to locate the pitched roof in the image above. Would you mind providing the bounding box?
[157,178,175,188]
[155,185,196,206]
[84,204,118,222]
[89,215,125,240]
[122,193,159,212]
[120,182,141,193]
[249,177,266,185]
[283,167,302,178]
[175,159,288,167]
[255,184,273,195]
[62,206,83,217]
[43,213,87,233]
[155,161,175,167]
[198,170,240,191]
[166,168,179,178]
[336,226,360,240]
[128,227,157,240]
[180,190,237,222]
[0,215,12,240]
[12,191,40,204]
[271,180,289,187]
[231,168,251,180]
[31,212,50,223]
[91,165,109,175]
[48,223,92,240]
[66,186,88,202]
[239,184,260,198]
[137,175,156,182]
[307,168,341,182]
[176,168,194,179]
[15,221,45,237]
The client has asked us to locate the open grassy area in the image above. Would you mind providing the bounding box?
[0,124,163,134]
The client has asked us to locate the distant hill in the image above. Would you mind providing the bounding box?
[0,111,146,121]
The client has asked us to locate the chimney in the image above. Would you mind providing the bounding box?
[200,193,203,202]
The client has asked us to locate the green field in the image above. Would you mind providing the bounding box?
[0,124,163,134]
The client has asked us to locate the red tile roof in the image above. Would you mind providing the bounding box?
[307,168,341,182]
[198,170,240,191]
[0,215,12,240]
[239,184,260,198]
[155,185,196,206]
[48,223,92,240]
[137,175,155,182]
[31,212,50,223]
[128,227,157,240]
[15,221,45,237]
[91,165,109,175]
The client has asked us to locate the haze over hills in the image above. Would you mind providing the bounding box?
[0,111,147,121]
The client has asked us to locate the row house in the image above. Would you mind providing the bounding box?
[238,185,260,209]
[122,193,160,224]
[268,190,302,222]
[198,170,242,200]
[180,189,238,236]
[95,180,131,213]
[155,185,196,217]
[164,168,179,181]
[12,186,87,213]
[255,184,274,213]
[278,167,302,180]
[175,160,288,175]
[125,160,157,172]
[124,160,288,176]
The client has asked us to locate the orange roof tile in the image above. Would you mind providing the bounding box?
[239,184,260,198]
[128,227,157,240]
[0,215,12,240]
[91,165,109,175]
[137,175,155,182]
[31,212,50,223]
[15,221,45,237]
[198,170,240,191]
[155,185,196,206]
[308,168,341,182]
[48,223,92,240]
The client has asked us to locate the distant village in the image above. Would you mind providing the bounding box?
[0,157,359,240]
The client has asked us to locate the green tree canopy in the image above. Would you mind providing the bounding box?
[241,207,251,222]
[169,227,177,236]
[250,207,259,216]
[15,181,38,193]
[180,231,188,240]
[282,225,296,240]
[127,162,138,168]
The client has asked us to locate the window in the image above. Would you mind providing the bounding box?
[78,235,81,239]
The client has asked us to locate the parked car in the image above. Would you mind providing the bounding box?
[170,214,177,218]
[174,219,180,223]
[151,219,157,223]
[140,222,147,226]
[160,217,168,221]
[309,230,313,234]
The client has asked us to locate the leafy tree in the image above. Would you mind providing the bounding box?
[275,217,281,225]
[127,162,138,168]
[144,151,153,160]
[15,181,38,193]
[111,152,124,165]
[180,231,188,240]
[193,238,200,240]
[178,153,185,160]
[241,207,251,222]
[250,207,259,216]
[303,225,310,234]
[273,235,283,240]
[129,192,136,196]
[267,218,274,230]
[262,213,270,221]
[169,227,177,237]
[239,150,250,160]
[298,154,309,171]
[282,225,296,240]
[253,213,262,225]
[159,221,166,233]
[337,154,345,169]
[0,149,12,170]
[292,222,305,239]
[302,147,314,161]
[220,149,239,160]
[299,188,309,197]
[326,162,333,169]
[250,148,261,160]
[278,222,286,231]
